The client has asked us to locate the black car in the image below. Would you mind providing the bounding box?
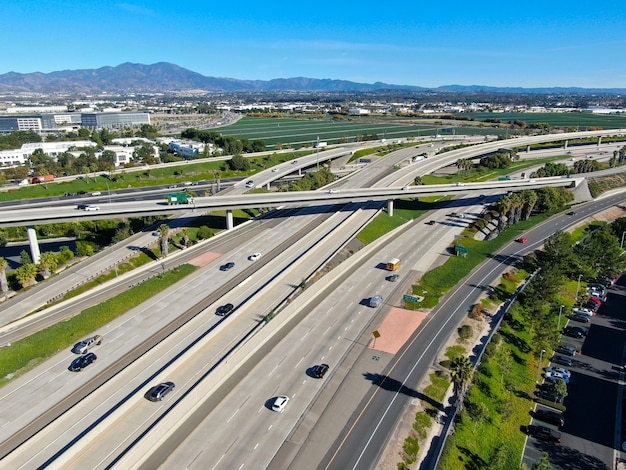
[313,364,329,378]
[426,220,436,225]
[386,274,400,282]
[566,211,576,216]
[556,345,577,356]
[534,409,565,427]
[570,314,591,323]
[527,425,561,443]
[68,352,97,372]
[535,390,564,404]
[216,303,234,316]
[552,355,573,367]
[220,262,235,271]
[563,326,587,338]
[147,381,175,401]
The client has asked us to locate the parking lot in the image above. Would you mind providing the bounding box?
[522,279,626,469]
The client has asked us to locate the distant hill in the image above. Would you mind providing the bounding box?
[0,62,624,94]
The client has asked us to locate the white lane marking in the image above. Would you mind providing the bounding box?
[211,455,225,470]
[227,408,239,423]
[254,443,259,450]
[295,357,304,368]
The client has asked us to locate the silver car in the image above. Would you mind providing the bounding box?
[72,335,103,354]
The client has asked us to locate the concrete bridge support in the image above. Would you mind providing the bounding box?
[387,199,394,217]
[27,227,41,265]
[226,210,234,230]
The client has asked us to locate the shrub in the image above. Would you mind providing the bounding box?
[458,324,473,341]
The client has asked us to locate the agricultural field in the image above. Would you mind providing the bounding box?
[464,112,626,129]
[217,116,504,149]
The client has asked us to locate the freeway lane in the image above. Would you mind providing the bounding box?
[317,191,626,470]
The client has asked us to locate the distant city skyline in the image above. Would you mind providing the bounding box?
[3,1,625,89]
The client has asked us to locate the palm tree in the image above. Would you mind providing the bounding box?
[450,356,473,410]
[38,252,58,279]
[15,263,38,288]
[0,256,8,300]
[158,224,170,258]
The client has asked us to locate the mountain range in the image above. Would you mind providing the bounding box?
[0,62,624,95]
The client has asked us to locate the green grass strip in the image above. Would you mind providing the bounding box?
[0,264,197,387]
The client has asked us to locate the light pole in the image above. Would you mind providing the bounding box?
[575,273,583,305]
[316,136,320,170]
[536,349,545,383]
[558,304,565,330]
[105,181,111,204]
[621,231,626,249]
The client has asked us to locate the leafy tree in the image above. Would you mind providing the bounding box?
[38,251,58,278]
[197,226,212,240]
[14,263,38,288]
[158,224,170,258]
[533,452,553,470]
[574,227,626,277]
[228,154,250,171]
[552,379,568,399]
[137,124,159,139]
[19,250,32,265]
[0,256,8,300]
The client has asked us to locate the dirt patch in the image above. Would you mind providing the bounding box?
[369,307,428,355]
[188,251,223,267]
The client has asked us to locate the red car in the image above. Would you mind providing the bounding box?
[589,297,602,305]
[517,237,528,243]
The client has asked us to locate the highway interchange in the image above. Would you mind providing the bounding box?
[1,130,626,469]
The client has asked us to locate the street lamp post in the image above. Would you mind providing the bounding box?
[105,181,111,204]
[621,231,626,249]
[558,304,565,330]
[536,349,546,383]
[575,274,583,305]
[316,136,320,170]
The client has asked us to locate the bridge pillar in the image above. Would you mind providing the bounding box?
[387,199,394,217]
[564,140,568,148]
[598,136,602,146]
[226,210,234,230]
[527,145,531,152]
[266,182,271,190]
[27,226,41,265]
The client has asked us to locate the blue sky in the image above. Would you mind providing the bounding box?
[2,1,625,88]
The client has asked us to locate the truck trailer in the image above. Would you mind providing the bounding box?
[166,193,192,205]
[29,175,55,184]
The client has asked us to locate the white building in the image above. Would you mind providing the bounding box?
[0,140,97,168]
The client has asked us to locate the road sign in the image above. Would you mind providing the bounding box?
[372,330,381,339]
[455,245,469,254]
[403,294,420,303]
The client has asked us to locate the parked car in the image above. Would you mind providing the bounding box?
[248,253,262,261]
[220,262,235,271]
[588,296,603,305]
[68,352,97,372]
[564,326,588,338]
[527,425,562,443]
[216,303,234,316]
[534,409,565,427]
[556,345,577,356]
[545,366,571,378]
[313,364,329,378]
[572,307,593,316]
[583,301,600,311]
[72,334,103,354]
[570,313,591,323]
[272,395,289,412]
[552,355,573,367]
[535,389,565,404]
[545,371,570,384]
[147,382,175,402]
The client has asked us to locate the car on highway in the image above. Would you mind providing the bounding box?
[248,253,262,261]
[534,409,565,427]
[220,261,235,271]
[386,274,399,282]
[401,186,410,190]
[291,160,298,164]
[168,185,178,189]
[272,167,279,172]
[426,220,436,225]
[517,237,528,243]
[552,355,573,367]
[570,313,591,323]
[328,189,340,194]
[527,425,561,443]
[147,382,175,402]
[313,364,329,378]
[272,395,289,412]
[83,204,100,211]
[68,352,97,372]
[63,192,75,197]
[245,180,255,188]
[556,345,577,356]
[369,295,383,308]
[216,303,234,316]
[91,191,102,196]
[545,371,570,384]
[545,366,571,378]
[71,334,103,354]
[566,211,576,216]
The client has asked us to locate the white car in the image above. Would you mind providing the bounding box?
[248,253,262,261]
[572,307,593,316]
[328,189,340,194]
[83,205,100,211]
[71,334,102,354]
[272,395,289,413]
[245,180,255,188]
[91,191,102,196]
[545,366,571,378]
[545,371,570,384]
[272,168,279,172]
[401,186,410,190]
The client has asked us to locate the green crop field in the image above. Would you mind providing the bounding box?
[464,112,626,128]
[217,116,506,149]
